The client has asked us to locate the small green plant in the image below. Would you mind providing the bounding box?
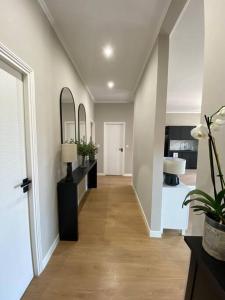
[77,141,89,156]
[182,106,225,225]
[87,141,98,161]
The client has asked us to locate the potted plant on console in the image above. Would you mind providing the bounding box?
[87,141,98,162]
[77,140,89,167]
[183,106,225,261]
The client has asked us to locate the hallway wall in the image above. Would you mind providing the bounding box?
[193,0,225,235]
[95,103,134,175]
[133,36,169,235]
[166,113,201,126]
[0,0,94,263]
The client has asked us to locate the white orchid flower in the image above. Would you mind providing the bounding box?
[214,118,225,126]
[216,107,225,119]
[191,124,208,140]
[211,123,220,132]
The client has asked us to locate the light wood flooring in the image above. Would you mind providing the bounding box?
[23,176,190,300]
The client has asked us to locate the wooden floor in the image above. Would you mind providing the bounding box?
[23,176,190,300]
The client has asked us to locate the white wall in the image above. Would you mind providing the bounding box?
[192,0,225,235]
[0,0,94,260]
[133,35,169,234]
[95,103,134,175]
[166,113,200,126]
[166,0,204,113]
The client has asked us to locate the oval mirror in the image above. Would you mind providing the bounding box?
[78,104,87,142]
[60,87,76,143]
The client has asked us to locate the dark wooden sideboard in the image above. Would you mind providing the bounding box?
[184,236,225,300]
[57,160,97,241]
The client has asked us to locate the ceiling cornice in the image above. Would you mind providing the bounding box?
[37,0,95,102]
[166,111,201,114]
[94,100,131,104]
[131,1,172,98]
[132,0,189,99]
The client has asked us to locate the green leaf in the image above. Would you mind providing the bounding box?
[184,189,215,203]
[183,196,216,209]
[191,205,212,213]
[216,189,225,205]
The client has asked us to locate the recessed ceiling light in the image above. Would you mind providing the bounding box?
[103,45,114,58]
[107,81,114,89]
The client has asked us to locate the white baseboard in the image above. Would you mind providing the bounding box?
[132,185,162,238]
[97,173,105,176]
[41,234,59,272]
[150,230,162,238]
[123,173,132,177]
[132,185,151,236]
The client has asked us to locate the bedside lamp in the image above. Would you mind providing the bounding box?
[62,144,77,181]
[163,157,186,186]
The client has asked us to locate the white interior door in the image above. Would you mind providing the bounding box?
[104,122,125,175]
[64,121,75,142]
[0,61,33,299]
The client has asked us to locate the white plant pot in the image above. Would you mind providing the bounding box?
[202,215,225,261]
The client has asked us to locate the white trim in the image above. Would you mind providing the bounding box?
[103,122,126,175]
[95,100,131,104]
[37,0,95,102]
[132,185,151,235]
[150,230,162,238]
[97,173,105,176]
[166,111,201,114]
[0,42,42,275]
[42,235,59,270]
[123,173,132,177]
[132,185,162,238]
[131,2,171,98]
[169,0,191,38]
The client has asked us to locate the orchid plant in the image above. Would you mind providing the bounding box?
[182,106,225,225]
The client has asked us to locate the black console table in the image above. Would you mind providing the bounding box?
[184,236,225,300]
[57,160,97,241]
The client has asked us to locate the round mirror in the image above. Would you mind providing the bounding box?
[78,104,87,142]
[60,87,76,143]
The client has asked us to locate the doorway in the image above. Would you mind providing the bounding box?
[0,42,42,299]
[104,122,125,175]
[0,59,34,299]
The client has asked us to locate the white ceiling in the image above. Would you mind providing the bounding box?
[40,0,171,103]
[166,0,204,113]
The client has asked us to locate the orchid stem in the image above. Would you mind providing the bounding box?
[205,115,217,198]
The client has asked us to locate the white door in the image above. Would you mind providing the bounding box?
[104,122,125,175]
[0,61,33,299]
[64,121,75,142]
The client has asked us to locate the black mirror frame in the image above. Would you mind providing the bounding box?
[78,103,87,142]
[60,87,76,144]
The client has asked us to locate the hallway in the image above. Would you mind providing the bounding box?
[24,176,189,300]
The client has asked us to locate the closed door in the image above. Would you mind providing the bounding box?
[64,121,75,142]
[0,61,33,299]
[104,123,125,175]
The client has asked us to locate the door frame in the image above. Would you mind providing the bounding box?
[103,122,126,175]
[0,42,42,275]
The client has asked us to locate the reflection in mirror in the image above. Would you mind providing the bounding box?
[60,87,76,143]
[90,121,95,142]
[78,104,87,142]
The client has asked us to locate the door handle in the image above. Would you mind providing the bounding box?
[119,148,123,152]
[14,178,32,193]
